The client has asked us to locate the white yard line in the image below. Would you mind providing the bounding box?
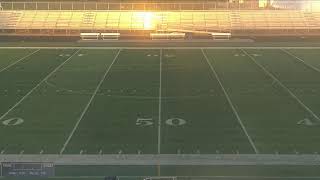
[0,49,80,122]
[19,175,320,179]
[175,176,320,179]
[5,175,320,179]
[158,49,163,155]
[241,49,320,122]
[201,49,259,154]
[157,49,163,176]
[0,49,40,73]
[281,49,320,73]
[59,49,122,155]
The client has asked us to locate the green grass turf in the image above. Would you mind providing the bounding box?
[244,49,320,153]
[287,49,320,70]
[0,48,320,154]
[54,165,320,177]
[65,49,160,154]
[0,49,75,119]
[0,49,34,71]
[203,49,320,154]
[0,49,117,153]
[161,49,253,154]
[3,165,320,180]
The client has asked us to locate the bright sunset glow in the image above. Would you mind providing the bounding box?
[135,12,156,30]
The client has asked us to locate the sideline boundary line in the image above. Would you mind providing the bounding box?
[59,49,122,154]
[241,49,320,122]
[1,47,320,50]
[0,49,80,122]
[25,176,320,179]
[0,49,40,73]
[201,49,259,154]
[2,154,320,165]
[281,49,320,73]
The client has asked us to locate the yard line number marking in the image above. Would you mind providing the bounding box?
[166,118,186,126]
[297,118,317,126]
[136,118,153,126]
[2,117,24,126]
[136,118,187,127]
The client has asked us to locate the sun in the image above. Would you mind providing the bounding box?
[135,12,156,30]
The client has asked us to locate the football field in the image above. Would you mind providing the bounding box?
[1,47,320,155]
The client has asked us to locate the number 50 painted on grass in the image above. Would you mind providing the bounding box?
[136,118,186,127]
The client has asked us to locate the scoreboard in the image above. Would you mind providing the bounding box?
[1,162,55,177]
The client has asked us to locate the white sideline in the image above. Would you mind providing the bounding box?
[1,154,320,166]
[201,49,259,154]
[0,49,80,122]
[241,49,320,122]
[29,175,320,179]
[281,49,320,73]
[0,49,40,73]
[1,47,320,50]
[158,49,163,155]
[59,49,122,154]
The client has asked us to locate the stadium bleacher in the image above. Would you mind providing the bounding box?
[0,1,320,38]
[1,10,319,34]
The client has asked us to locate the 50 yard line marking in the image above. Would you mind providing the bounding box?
[157,49,163,176]
[0,49,80,122]
[59,49,122,155]
[201,49,259,154]
[0,49,40,73]
[241,49,320,123]
[158,49,163,155]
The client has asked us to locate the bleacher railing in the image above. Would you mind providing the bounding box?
[2,2,251,11]
[1,1,320,36]
[2,0,302,11]
[1,1,319,11]
[0,0,320,12]
[1,0,320,11]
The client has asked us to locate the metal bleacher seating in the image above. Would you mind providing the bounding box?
[0,10,319,35]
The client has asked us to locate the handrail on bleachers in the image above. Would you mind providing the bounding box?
[0,10,320,36]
